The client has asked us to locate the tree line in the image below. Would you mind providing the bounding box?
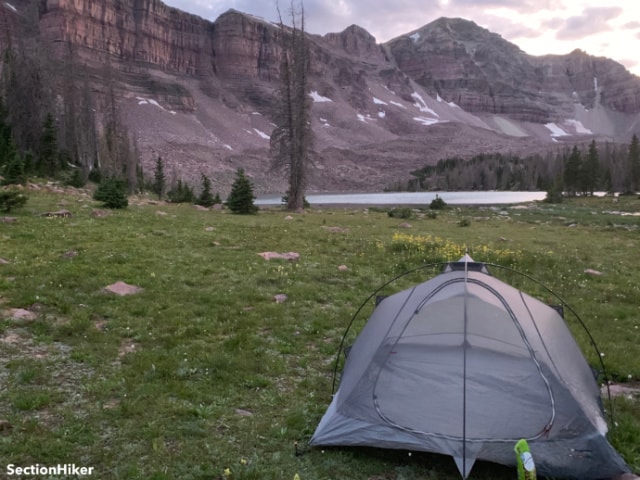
[398,136,640,197]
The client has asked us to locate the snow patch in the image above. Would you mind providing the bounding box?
[413,116,440,126]
[136,96,175,114]
[410,32,420,43]
[357,114,374,123]
[390,101,406,109]
[545,123,569,137]
[251,112,262,116]
[565,119,592,135]
[253,128,270,140]
[411,92,439,117]
[373,97,388,105]
[224,144,233,151]
[447,101,459,109]
[436,94,443,102]
[320,117,331,127]
[5,2,17,12]
[378,111,386,119]
[310,91,332,103]
[594,77,598,92]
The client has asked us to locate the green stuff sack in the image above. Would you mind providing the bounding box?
[514,439,537,480]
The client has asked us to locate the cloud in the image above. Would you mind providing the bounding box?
[623,21,640,30]
[555,6,623,40]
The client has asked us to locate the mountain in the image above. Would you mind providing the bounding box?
[1,0,640,194]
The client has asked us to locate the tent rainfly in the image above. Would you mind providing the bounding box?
[310,255,631,479]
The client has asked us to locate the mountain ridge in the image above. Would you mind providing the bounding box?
[1,1,639,194]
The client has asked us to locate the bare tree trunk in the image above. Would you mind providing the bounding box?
[270,0,313,211]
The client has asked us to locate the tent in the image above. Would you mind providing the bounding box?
[310,255,631,479]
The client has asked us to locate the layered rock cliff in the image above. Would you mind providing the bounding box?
[385,17,640,122]
[1,0,639,193]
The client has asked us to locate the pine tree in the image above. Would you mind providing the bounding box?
[564,145,582,196]
[1,148,26,185]
[227,168,258,214]
[93,177,129,209]
[153,156,166,200]
[167,179,195,203]
[196,174,215,207]
[0,189,28,212]
[629,133,640,193]
[38,113,60,177]
[582,140,600,195]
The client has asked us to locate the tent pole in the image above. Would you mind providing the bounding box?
[462,251,469,478]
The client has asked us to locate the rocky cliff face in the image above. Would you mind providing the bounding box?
[1,1,639,193]
[385,17,640,122]
[40,0,213,75]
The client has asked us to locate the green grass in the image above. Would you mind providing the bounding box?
[0,188,639,479]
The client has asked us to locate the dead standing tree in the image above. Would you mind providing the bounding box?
[270,0,313,211]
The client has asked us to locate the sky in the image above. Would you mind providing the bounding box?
[161,0,640,76]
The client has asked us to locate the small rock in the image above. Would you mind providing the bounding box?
[235,408,253,417]
[0,333,21,344]
[1,217,17,223]
[338,265,349,271]
[155,211,168,216]
[205,226,215,232]
[118,339,137,357]
[103,281,144,296]
[9,308,37,321]
[194,205,209,211]
[212,204,223,211]
[0,258,10,265]
[398,222,412,229]
[274,294,288,304]
[258,252,300,262]
[42,209,72,218]
[284,215,294,221]
[62,250,78,259]
[584,268,603,276]
[91,209,111,218]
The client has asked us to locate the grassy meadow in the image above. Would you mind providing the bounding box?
[0,186,639,479]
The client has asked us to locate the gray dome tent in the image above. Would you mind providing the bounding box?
[310,256,630,479]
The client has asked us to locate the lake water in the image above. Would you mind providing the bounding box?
[256,191,547,206]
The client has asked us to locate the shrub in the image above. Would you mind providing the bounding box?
[0,189,28,212]
[1,151,27,186]
[388,207,412,219]
[458,218,471,227]
[227,168,257,214]
[64,168,86,188]
[167,180,195,204]
[429,194,447,210]
[196,174,215,207]
[93,177,128,209]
